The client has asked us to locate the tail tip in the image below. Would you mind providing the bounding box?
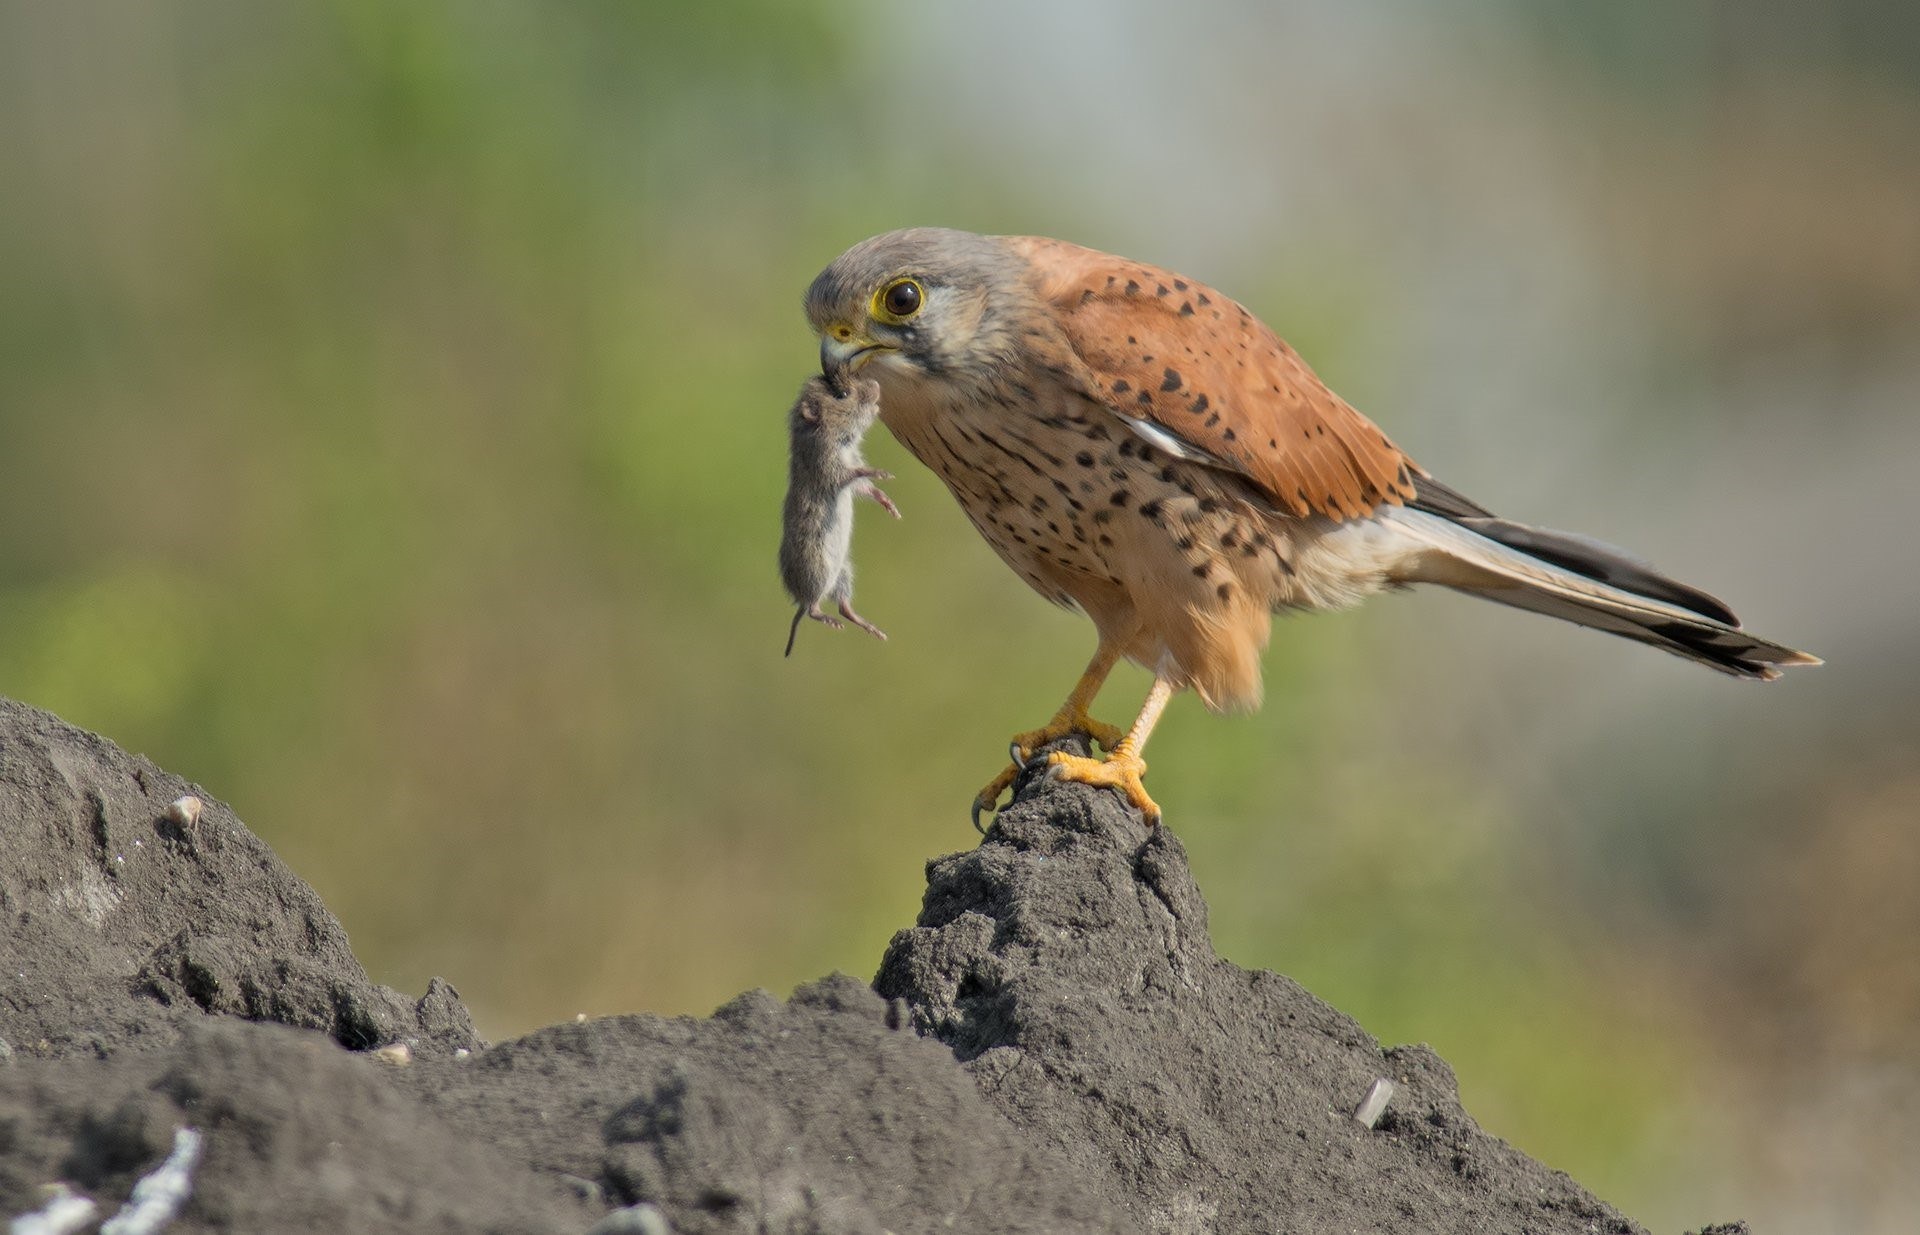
[1749,647,1822,681]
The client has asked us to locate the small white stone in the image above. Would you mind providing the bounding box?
[165,796,203,828]
[1352,1077,1395,1129]
[454,1047,471,1060]
[372,1042,412,1067]
[100,1127,202,1235]
[11,1183,97,1235]
[585,1203,671,1235]
[574,1012,587,1023]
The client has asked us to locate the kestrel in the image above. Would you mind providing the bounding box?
[805,229,1818,826]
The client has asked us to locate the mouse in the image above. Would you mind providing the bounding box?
[779,372,899,656]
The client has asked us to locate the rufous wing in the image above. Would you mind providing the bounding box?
[1008,235,1419,522]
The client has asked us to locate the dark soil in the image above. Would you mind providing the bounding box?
[0,699,1744,1234]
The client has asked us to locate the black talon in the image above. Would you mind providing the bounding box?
[1010,742,1027,770]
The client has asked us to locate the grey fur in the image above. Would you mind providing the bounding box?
[780,374,898,656]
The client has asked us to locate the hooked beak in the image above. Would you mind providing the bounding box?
[819,326,893,387]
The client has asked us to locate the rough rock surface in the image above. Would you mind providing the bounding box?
[398,976,1123,1234]
[1,1020,594,1234]
[0,698,477,1061]
[880,737,1649,1234]
[0,699,1740,1233]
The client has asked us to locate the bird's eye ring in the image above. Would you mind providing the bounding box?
[872,277,924,323]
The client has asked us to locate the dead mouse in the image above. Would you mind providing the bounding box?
[780,372,899,656]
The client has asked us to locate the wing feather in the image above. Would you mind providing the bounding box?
[1007,235,1419,522]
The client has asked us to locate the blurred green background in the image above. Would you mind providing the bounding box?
[3,2,1916,1229]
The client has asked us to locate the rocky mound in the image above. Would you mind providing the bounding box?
[0,699,1738,1233]
[880,740,1646,1233]
[0,699,477,1064]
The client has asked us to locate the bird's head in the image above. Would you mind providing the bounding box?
[805,228,1033,392]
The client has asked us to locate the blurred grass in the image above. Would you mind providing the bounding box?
[3,4,1917,1230]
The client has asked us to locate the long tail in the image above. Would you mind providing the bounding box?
[1381,488,1819,681]
[784,607,805,658]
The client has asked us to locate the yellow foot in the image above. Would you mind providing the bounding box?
[1044,749,1161,824]
[1011,709,1125,758]
[971,708,1126,831]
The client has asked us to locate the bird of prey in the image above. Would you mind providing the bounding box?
[805,228,1818,826]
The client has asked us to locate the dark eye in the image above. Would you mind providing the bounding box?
[879,278,923,320]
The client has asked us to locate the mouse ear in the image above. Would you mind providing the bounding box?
[798,401,822,424]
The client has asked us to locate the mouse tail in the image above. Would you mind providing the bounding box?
[784,607,804,658]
